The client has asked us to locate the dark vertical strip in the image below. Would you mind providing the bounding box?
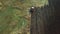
[30,8,37,34]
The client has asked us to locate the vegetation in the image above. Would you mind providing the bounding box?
[0,0,48,34]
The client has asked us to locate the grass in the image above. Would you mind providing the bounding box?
[0,0,48,34]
